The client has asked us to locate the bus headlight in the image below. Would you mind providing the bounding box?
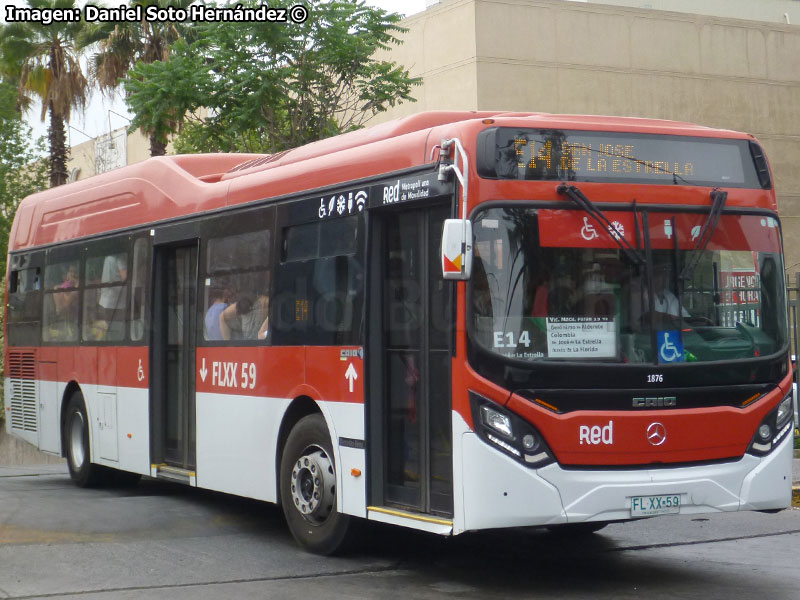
[480,405,513,439]
[748,392,794,456]
[470,392,554,469]
[776,394,793,429]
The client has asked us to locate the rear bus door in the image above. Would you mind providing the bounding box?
[151,226,199,474]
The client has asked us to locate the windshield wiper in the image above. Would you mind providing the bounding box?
[557,184,645,265]
[679,188,727,282]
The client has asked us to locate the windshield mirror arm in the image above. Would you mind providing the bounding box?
[557,184,645,266]
[679,189,727,282]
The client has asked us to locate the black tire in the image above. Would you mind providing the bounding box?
[279,414,352,555]
[64,391,107,487]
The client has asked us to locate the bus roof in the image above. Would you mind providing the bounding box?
[9,111,754,252]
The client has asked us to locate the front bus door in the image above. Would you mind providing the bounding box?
[151,240,198,472]
[369,203,454,517]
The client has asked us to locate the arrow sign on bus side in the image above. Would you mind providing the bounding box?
[345,362,358,393]
[200,358,208,382]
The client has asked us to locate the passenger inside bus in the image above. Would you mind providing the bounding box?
[53,264,79,314]
[219,292,269,340]
[205,282,233,341]
[47,263,79,341]
[630,262,690,325]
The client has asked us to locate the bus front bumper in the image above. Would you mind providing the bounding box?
[457,427,793,533]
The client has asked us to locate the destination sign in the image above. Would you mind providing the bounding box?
[477,128,762,188]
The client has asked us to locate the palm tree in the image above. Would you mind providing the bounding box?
[82,0,194,156]
[0,0,89,187]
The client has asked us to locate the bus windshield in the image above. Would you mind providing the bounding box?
[470,207,787,364]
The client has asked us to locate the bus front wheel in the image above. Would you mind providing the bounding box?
[64,392,106,488]
[279,414,352,555]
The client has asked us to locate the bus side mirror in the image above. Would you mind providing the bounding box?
[441,219,473,280]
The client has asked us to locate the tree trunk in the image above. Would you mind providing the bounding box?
[149,133,167,156]
[48,106,68,187]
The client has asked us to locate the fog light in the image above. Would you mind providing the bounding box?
[758,424,772,441]
[522,434,537,450]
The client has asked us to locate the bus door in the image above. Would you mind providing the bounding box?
[368,202,454,517]
[151,234,199,476]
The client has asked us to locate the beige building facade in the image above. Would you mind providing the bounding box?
[67,0,800,270]
[564,0,800,24]
[375,0,800,270]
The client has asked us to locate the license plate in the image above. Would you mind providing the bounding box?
[630,494,681,517]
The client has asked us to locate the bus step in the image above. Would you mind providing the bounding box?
[151,464,196,486]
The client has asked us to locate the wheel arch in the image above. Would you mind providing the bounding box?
[275,396,323,505]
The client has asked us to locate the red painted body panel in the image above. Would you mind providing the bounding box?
[505,373,791,466]
[5,111,782,470]
[8,111,773,253]
[17,344,364,406]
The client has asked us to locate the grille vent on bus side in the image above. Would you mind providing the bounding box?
[7,351,37,433]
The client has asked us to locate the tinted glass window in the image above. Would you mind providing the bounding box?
[204,230,271,342]
[273,215,363,345]
[471,207,786,364]
[83,250,128,342]
[7,265,41,346]
[43,260,80,342]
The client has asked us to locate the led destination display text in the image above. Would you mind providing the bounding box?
[476,128,763,188]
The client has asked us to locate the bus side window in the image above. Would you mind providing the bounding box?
[42,260,80,342]
[274,215,362,346]
[7,266,42,346]
[130,238,149,342]
[82,248,129,342]
[205,229,272,342]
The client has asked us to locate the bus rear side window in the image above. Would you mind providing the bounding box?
[83,251,128,342]
[7,266,41,346]
[42,260,79,342]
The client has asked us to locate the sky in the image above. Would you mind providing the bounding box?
[1,0,430,145]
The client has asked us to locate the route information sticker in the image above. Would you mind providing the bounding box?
[546,317,617,358]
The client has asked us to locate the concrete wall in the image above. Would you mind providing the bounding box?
[576,0,800,24]
[374,0,800,271]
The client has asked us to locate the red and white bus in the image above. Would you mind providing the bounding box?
[5,111,793,554]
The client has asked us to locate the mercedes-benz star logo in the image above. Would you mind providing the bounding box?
[646,422,667,446]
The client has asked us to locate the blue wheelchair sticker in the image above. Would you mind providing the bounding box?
[657,330,684,364]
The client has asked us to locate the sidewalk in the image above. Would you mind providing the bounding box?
[0,427,64,466]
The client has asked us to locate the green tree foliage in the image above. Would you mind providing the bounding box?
[124,0,420,154]
[0,79,47,279]
[82,0,195,156]
[0,0,88,187]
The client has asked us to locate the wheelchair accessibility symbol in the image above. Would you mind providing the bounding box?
[657,331,684,364]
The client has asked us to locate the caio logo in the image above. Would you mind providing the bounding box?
[579,421,614,445]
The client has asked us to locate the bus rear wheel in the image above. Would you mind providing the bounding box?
[64,392,106,488]
[279,414,352,555]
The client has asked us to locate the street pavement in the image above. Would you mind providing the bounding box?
[1,459,800,599]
